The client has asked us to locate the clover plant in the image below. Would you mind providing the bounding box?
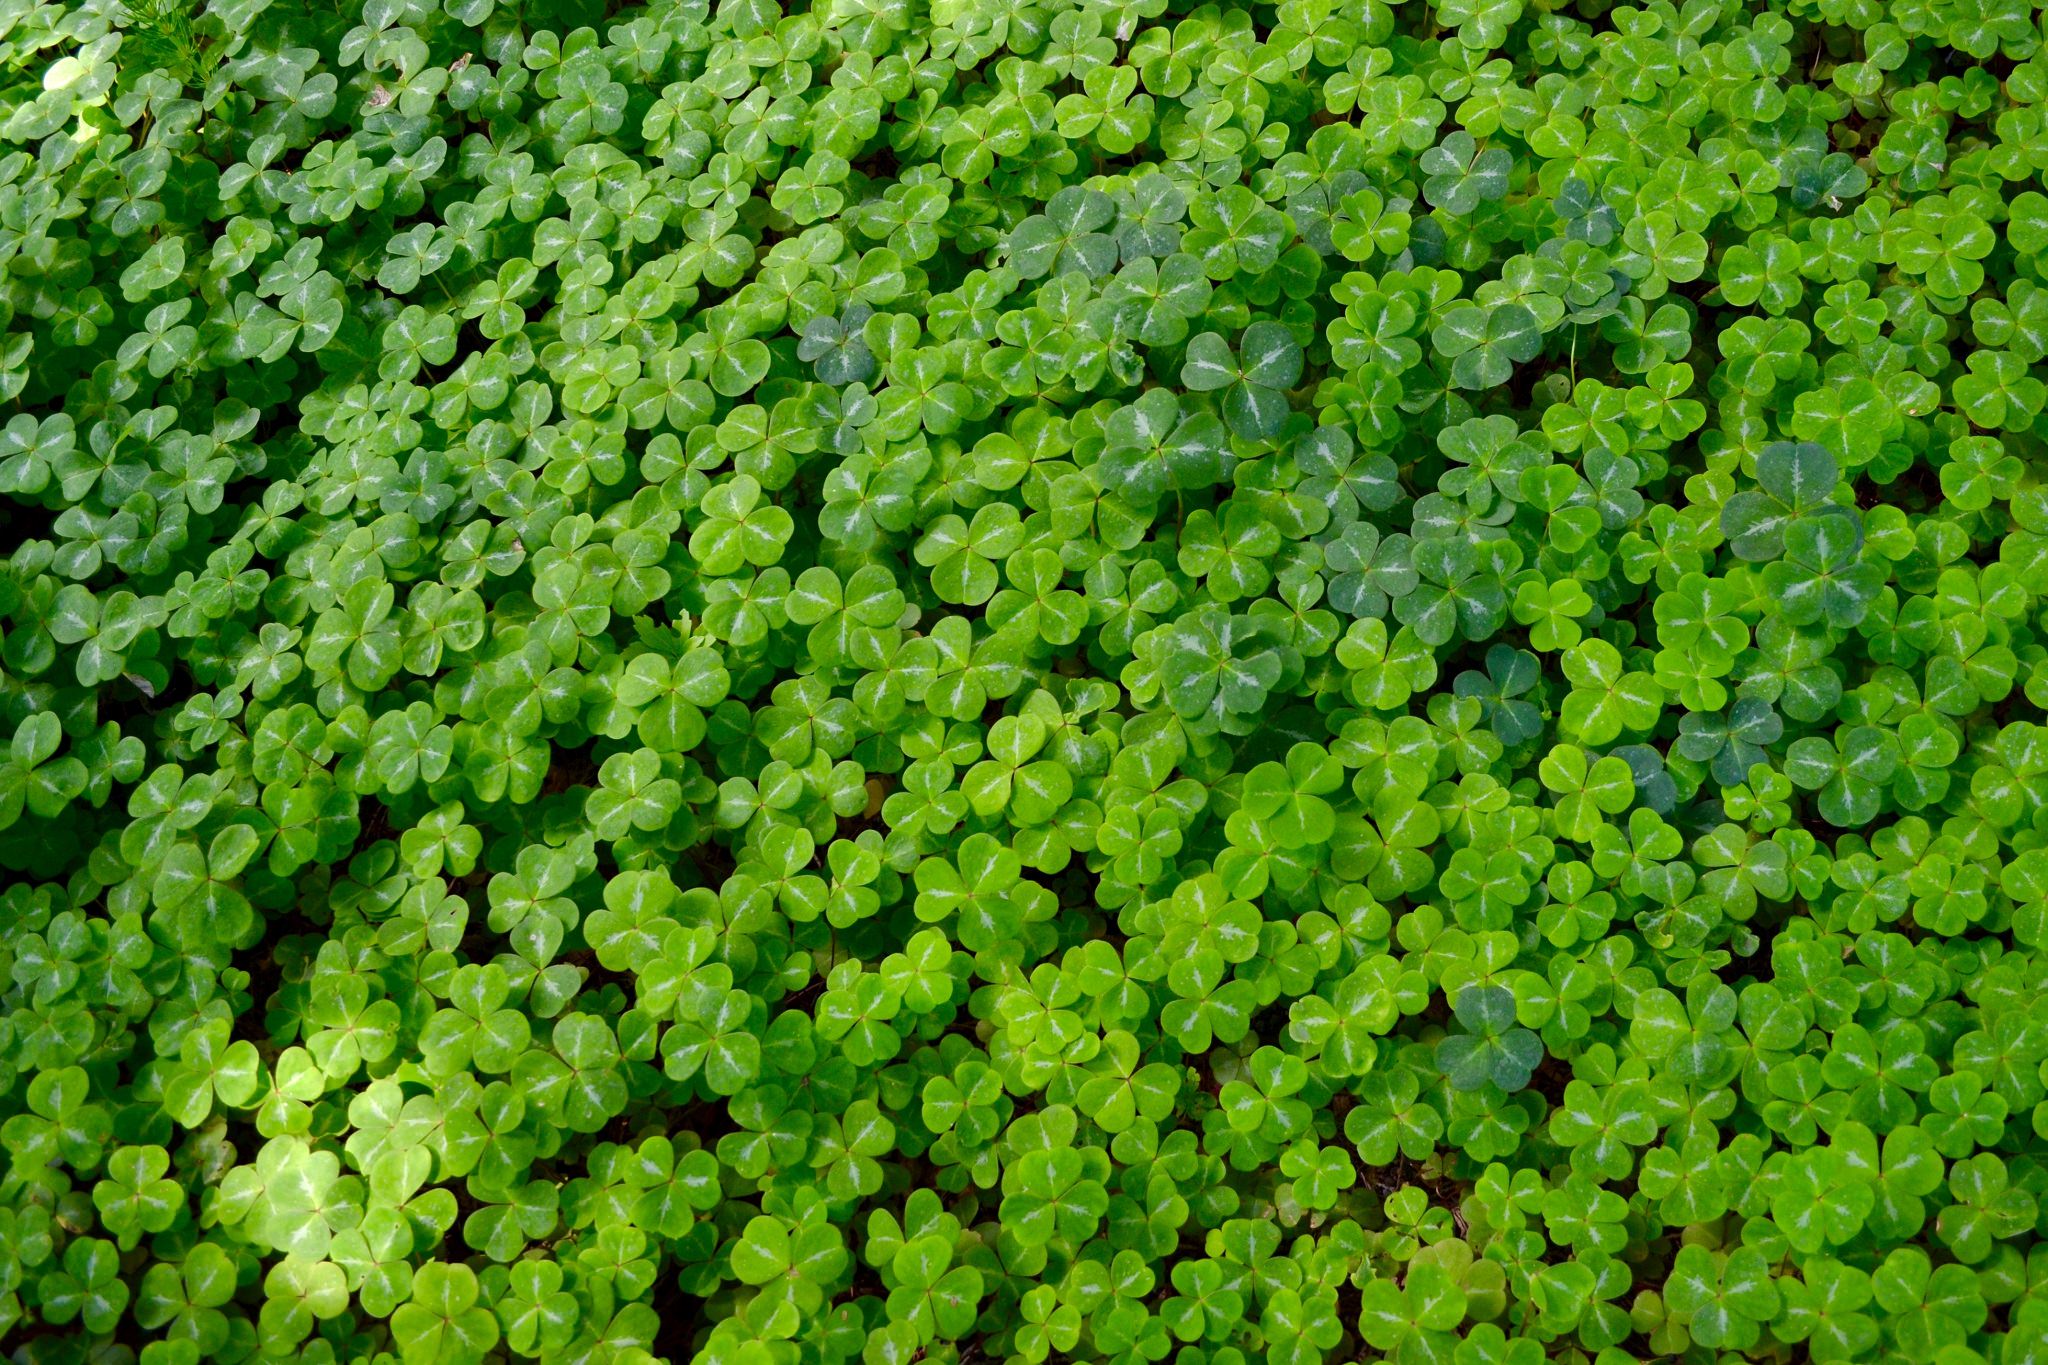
[9,1,2048,1365]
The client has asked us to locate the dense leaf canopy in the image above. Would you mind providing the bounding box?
[7,1,2048,1365]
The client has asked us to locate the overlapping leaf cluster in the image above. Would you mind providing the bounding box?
[8,0,2048,1363]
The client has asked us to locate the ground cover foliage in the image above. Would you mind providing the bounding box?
[14,0,2048,1361]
